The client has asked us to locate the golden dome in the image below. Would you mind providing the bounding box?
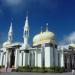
[3,41,11,48]
[33,30,55,46]
[43,31,55,40]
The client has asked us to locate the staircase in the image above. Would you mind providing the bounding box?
[0,68,13,72]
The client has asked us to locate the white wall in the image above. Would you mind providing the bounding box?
[45,47,54,67]
[3,54,6,66]
[25,53,29,66]
[35,50,38,67]
[19,52,22,66]
[0,52,3,66]
[37,50,42,67]
[60,50,64,67]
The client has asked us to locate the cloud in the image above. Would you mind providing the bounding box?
[1,0,23,6]
[1,0,25,14]
[1,0,59,14]
[59,32,75,45]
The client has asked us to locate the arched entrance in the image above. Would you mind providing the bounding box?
[10,49,15,68]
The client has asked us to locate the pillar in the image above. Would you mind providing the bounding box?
[15,49,19,68]
[35,50,38,67]
[23,51,25,66]
[5,50,8,68]
[45,46,53,67]
[1,52,3,66]
[55,48,58,66]
[60,49,64,67]
[18,51,22,66]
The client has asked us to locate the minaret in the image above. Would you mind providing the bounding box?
[23,13,29,47]
[8,22,13,42]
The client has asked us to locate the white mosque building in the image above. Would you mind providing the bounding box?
[0,14,73,70]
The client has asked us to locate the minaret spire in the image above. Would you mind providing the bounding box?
[8,22,13,42]
[23,11,29,46]
[24,11,29,36]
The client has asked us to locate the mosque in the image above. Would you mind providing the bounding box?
[0,14,75,70]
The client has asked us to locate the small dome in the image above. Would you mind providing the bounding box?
[3,41,11,48]
[69,43,75,48]
[33,30,55,46]
[20,44,31,50]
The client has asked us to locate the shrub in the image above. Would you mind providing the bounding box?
[0,65,5,68]
[15,66,65,73]
[16,65,31,72]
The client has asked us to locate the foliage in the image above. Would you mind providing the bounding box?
[14,66,65,73]
[0,65,5,68]
[16,65,31,72]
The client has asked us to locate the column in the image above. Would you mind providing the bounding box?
[19,51,22,66]
[25,51,29,66]
[29,51,31,66]
[41,46,45,67]
[7,50,10,68]
[15,49,19,68]
[32,51,35,67]
[35,50,38,67]
[67,55,70,70]
[55,48,58,66]
[72,55,74,69]
[28,52,30,66]
[23,51,25,66]
[3,53,6,66]
[21,51,23,66]
[31,51,34,67]
[60,49,64,67]
[1,52,3,66]
[45,47,53,67]
[0,52,1,65]
[5,50,8,68]
[38,49,42,67]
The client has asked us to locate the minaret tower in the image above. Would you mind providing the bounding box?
[8,22,13,42]
[23,12,29,47]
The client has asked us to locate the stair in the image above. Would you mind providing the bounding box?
[0,68,13,72]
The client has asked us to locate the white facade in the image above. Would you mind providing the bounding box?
[0,14,63,69]
[45,47,53,67]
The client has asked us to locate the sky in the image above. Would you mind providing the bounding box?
[0,0,75,46]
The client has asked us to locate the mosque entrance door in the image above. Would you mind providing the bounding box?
[10,49,15,68]
[64,52,75,71]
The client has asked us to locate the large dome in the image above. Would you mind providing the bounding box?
[3,41,11,48]
[33,30,56,46]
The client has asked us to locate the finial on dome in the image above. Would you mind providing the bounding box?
[46,23,48,31]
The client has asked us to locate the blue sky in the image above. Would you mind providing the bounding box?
[0,0,75,45]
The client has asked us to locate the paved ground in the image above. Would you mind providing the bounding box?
[0,72,73,75]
